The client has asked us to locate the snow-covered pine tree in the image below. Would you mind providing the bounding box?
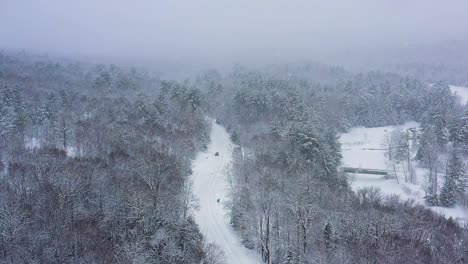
[440,147,467,207]
[324,222,333,248]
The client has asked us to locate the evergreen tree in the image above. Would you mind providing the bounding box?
[440,177,457,207]
[440,147,467,207]
[187,88,203,111]
[324,222,333,248]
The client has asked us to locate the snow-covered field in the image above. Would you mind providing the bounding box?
[340,123,468,222]
[340,122,419,170]
[192,120,261,264]
[450,85,468,105]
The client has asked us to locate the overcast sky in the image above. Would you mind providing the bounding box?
[1,0,468,64]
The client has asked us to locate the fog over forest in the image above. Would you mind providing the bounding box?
[1,1,468,264]
[2,0,468,66]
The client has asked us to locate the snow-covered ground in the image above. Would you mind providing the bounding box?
[340,123,468,223]
[450,85,468,105]
[25,137,79,157]
[25,137,41,150]
[192,120,261,264]
[340,122,419,170]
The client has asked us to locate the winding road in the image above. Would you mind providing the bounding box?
[192,120,261,264]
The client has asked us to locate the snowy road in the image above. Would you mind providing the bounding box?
[192,120,261,264]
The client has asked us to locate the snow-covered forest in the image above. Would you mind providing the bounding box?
[0,52,467,263]
[0,54,213,263]
[2,1,468,263]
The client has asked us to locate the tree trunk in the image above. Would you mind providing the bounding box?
[265,213,270,264]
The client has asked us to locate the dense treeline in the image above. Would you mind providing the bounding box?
[198,65,468,263]
[383,63,468,87]
[417,84,468,206]
[1,53,467,264]
[202,63,444,130]
[0,53,213,263]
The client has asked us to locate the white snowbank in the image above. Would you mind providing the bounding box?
[192,120,261,264]
[450,85,468,105]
